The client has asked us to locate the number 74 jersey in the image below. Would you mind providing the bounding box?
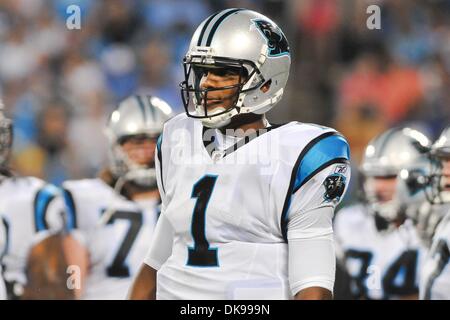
[148,113,350,299]
[334,204,428,299]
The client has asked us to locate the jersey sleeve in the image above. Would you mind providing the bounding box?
[34,184,66,233]
[286,164,350,296]
[281,132,351,295]
[281,132,351,239]
[287,162,351,240]
[144,212,174,270]
[288,215,336,295]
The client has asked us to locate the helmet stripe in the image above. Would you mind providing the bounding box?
[197,11,222,46]
[205,8,245,46]
[375,127,401,158]
[135,95,147,123]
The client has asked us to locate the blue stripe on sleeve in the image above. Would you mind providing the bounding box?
[293,134,350,192]
[34,184,59,232]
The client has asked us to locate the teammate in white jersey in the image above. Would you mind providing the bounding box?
[334,127,431,299]
[130,8,351,300]
[0,101,70,299]
[419,126,450,299]
[62,95,173,299]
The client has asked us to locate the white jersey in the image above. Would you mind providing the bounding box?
[145,113,351,300]
[420,210,450,300]
[334,204,427,299]
[62,178,160,300]
[0,176,64,299]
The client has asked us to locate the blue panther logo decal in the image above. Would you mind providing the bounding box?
[253,19,289,57]
[323,173,346,203]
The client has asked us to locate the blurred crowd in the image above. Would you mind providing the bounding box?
[0,0,449,199]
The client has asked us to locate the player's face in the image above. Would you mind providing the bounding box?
[366,176,397,202]
[121,135,156,167]
[199,67,243,112]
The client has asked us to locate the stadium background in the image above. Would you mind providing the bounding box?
[1,0,449,205]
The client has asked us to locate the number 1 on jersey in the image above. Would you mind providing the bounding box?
[187,175,219,267]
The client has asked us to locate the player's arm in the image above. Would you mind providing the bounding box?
[285,133,351,300]
[128,212,174,300]
[288,205,338,300]
[128,264,157,300]
[295,287,332,300]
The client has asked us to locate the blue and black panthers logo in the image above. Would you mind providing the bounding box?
[253,19,289,57]
[323,173,346,203]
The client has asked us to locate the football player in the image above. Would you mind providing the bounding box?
[420,126,450,299]
[130,8,351,300]
[0,101,69,299]
[61,95,173,299]
[334,127,430,299]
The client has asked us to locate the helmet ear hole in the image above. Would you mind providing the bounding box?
[260,79,272,93]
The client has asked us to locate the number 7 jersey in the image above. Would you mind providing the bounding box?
[62,178,160,299]
[146,113,350,299]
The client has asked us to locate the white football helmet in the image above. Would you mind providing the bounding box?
[361,127,431,227]
[180,8,290,128]
[395,153,438,245]
[105,95,173,188]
